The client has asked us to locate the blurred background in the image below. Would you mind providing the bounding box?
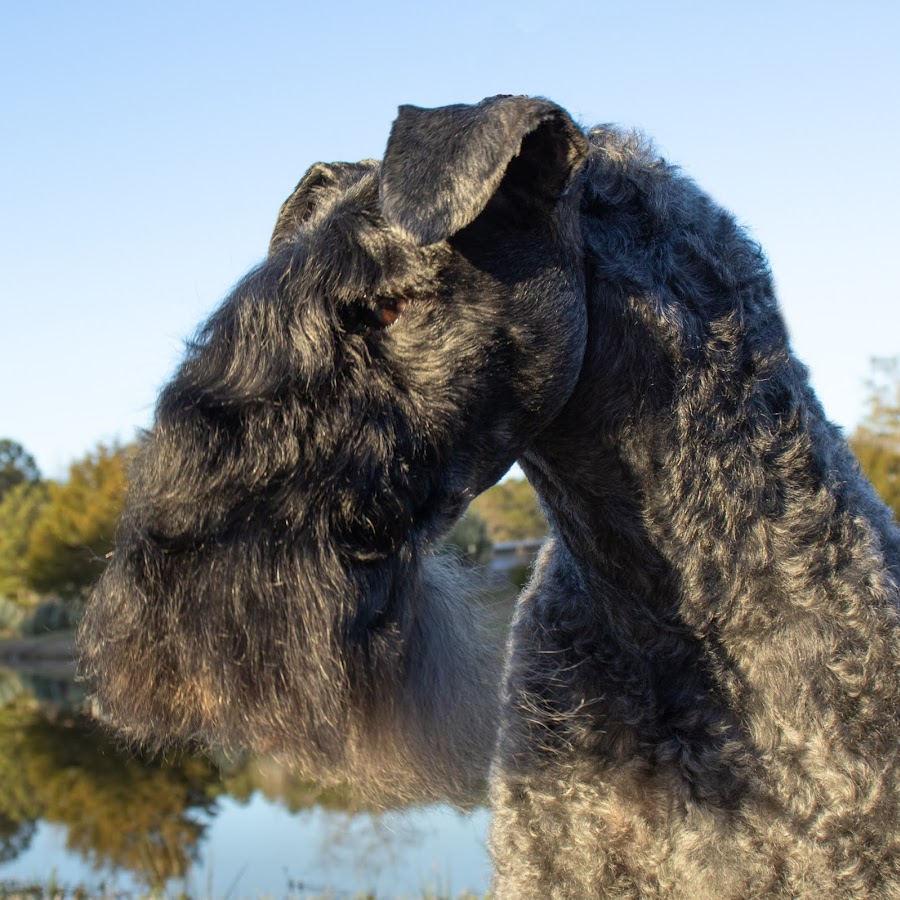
[1,1,897,896]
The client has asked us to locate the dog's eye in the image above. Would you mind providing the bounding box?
[339,296,408,334]
[372,296,407,327]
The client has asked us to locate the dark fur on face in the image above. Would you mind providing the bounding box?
[78,96,900,894]
[78,97,589,804]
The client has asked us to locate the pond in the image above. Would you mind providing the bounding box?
[0,666,491,899]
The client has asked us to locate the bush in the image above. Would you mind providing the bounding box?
[441,512,493,566]
[470,478,548,542]
[0,481,49,603]
[508,562,535,591]
[24,444,130,599]
[21,598,76,636]
[0,597,25,635]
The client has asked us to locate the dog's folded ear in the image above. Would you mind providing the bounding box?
[380,95,588,246]
[270,160,378,254]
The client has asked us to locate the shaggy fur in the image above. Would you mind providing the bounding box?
[77,96,900,897]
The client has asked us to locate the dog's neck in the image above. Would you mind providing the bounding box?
[517,141,900,657]
[521,423,685,643]
[520,266,900,672]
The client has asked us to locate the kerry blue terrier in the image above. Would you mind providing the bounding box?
[78,96,900,898]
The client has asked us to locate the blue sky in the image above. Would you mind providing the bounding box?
[1,1,898,478]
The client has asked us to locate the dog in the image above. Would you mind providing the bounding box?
[77,95,900,897]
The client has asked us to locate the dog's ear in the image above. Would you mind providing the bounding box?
[270,160,376,254]
[380,95,588,246]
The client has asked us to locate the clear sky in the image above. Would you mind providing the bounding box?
[1,1,898,478]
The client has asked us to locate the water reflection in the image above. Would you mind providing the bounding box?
[0,668,217,887]
[0,666,490,897]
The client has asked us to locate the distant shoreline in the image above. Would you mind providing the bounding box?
[0,630,76,678]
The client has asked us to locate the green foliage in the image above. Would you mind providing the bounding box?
[470,478,547,542]
[851,357,900,521]
[20,599,75,635]
[0,441,40,505]
[508,562,535,591]
[0,481,49,605]
[0,598,26,635]
[441,511,493,565]
[24,444,131,599]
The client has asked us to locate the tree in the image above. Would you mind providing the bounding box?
[851,357,900,522]
[0,440,40,504]
[0,480,49,603]
[441,510,493,565]
[25,444,131,599]
[470,478,548,542]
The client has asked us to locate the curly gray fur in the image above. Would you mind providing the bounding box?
[77,96,900,896]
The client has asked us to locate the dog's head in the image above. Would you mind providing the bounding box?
[77,96,589,763]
